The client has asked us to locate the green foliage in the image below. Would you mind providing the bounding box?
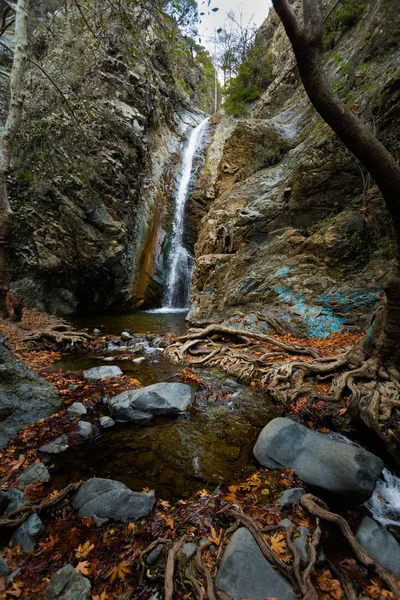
[223,64,261,116]
[223,43,273,116]
[324,0,367,49]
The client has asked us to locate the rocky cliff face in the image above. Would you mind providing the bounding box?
[8,3,212,314]
[189,0,400,338]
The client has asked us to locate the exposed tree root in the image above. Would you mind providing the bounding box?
[164,534,188,600]
[195,541,217,600]
[175,324,320,358]
[0,481,83,528]
[167,323,400,463]
[22,324,92,351]
[301,494,400,597]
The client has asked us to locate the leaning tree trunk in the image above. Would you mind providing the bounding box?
[0,0,28,318]
[272,0,400,368]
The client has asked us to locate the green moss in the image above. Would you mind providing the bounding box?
[323,0,367,50]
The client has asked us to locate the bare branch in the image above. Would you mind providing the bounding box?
[3,1,17,13]
[0,69,10,78]
[0,38,13,53]
[272,0,303,43]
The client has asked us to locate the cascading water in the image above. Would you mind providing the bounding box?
[163,117,209,309]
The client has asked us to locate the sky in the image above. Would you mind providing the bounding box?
[196,0,272,55]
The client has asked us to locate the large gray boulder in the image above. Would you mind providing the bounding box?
[73,478,155,526]
[108,382,195,422]
[254,418,383,501]
[355,516,400,578]
[44,564,91,600]
[0,336,60,449]
[216,527,296,600]
[84,366,122,380]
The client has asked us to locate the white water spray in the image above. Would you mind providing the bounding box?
[163,117,209,309]
[365,468,400,527]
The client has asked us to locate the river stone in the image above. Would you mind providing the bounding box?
[17,462,50,488]
[146,544,163,565]
[108,382,194,421]
[39,434,69,454]
[11,513,44,553]
[0,335,60,449]
[278,487,306,510]
[183,542,197,560]
[75,421,95,439]
[0,488,25,514]
[67,402,87,417]
[294,526,309,568]
[44,564,91,600]
[73,478,155,526]
[0,556,9,577]
[99,416,115,428]
[355,516,400,578]
[216,527,296,600]
[254,418,383,501]
[84,366,122,380]
[121,331,132,341]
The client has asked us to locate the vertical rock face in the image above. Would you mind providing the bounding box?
[189,0,400,337]
[8,4,212,315]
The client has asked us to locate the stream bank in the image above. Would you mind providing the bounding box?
[1,310,400,599]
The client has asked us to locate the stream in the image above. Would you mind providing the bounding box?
[51,311,278,499]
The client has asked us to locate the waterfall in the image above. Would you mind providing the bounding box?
[163,117,209,309]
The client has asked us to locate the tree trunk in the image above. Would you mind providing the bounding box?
[272,0,400,368]
[0,0,28,318]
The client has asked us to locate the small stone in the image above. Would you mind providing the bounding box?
[294,526,309,568]
[103,356,114,361]
[39,434,69,454]
[183,542,197,560]
[84,366,123,380]
[277,487,306,510]
[0,489,26,514]
[76,421,95,440]
[99,416,115,428]
[93,328,101,335]
[17,463,50,489]
[121,331,132,341]
[0,556,9,577]
[44,564,91,600]
[68,384,78,391]
[146,544,163,565]
[133,356,145,364]
[222,379,239,389]
[129,344,144,354]
[279,518,293,528]
[11,513,44,553]
[67,402,87,417]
